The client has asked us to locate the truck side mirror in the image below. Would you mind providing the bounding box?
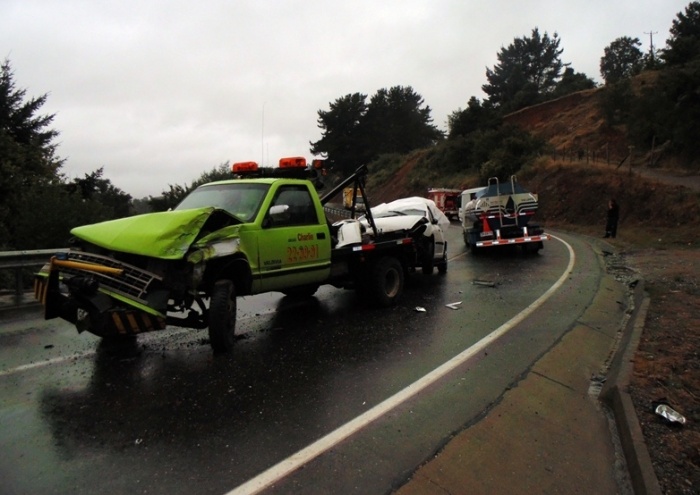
[264,204,290,228]
[270,205,288,216]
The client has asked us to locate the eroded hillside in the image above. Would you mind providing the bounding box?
[504,89,629,161]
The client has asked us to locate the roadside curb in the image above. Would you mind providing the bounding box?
[600,280,662,495]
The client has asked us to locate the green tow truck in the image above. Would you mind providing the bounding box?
[35,157,442,352]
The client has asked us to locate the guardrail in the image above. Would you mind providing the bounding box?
[324,205,353,221]
[0,249,67,312]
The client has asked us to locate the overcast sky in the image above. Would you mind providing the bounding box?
[1,0,690,198]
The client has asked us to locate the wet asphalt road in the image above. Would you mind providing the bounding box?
[0,226,603,495]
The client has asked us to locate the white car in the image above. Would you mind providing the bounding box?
[361,196,449,274]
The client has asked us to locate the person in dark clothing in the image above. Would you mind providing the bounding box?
[604,199,619,238]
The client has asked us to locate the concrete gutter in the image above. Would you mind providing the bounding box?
[600,281,662,495]
[396,242,645,495]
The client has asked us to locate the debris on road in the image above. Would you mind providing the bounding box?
[472,279,497,287]
[445,302,462,310]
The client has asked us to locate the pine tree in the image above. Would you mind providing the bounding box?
[0,59,63,247]
[482,28,564,113]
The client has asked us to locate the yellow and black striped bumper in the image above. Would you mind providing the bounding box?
[34,272,166,337]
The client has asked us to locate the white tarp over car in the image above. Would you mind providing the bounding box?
[366,196,450,235]
[360,196,449,274]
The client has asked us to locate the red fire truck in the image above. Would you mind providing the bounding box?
[427,188,461,220]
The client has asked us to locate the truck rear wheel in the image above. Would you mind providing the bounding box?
[208,279,237,353]
[437,250,448,274]
[369,256,404,306]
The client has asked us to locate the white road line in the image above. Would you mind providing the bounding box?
[226,235,575,495]
[0,299,309,378]
[0,327,195,377]
[0,350,97,377]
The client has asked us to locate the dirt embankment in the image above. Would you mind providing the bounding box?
[370,155,422,205]
[504,89,628,161]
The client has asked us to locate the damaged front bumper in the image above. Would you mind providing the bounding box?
[34,252,168,337]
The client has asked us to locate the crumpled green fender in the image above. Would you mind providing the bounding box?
[71,207,218,259]
[187,225,244,264]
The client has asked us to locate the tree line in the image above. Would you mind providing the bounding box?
[2,1,699,251]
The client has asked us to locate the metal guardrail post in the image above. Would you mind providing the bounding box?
[14,266,23,306]
[0,248,68,312]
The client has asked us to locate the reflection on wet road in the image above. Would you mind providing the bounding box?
[0,227,600,495]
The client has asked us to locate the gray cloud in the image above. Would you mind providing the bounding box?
[1,0,688,197]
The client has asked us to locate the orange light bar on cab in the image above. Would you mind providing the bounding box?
[232,161,258,173]
[279,156,306,169]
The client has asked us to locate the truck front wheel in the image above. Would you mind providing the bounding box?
[368,256,404,306]
[208,279,237,353]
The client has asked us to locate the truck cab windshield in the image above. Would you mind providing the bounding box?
[175,183,270,222]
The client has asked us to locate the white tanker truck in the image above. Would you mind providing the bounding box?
[461,176,550,254]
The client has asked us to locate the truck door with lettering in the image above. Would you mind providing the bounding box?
[257,184,331,292]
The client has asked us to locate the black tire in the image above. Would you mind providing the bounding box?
[368,256,404,307]
[208,279,237,353]
[422,237,435,275]
[437,249,448,274]
[521,242,543,255]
